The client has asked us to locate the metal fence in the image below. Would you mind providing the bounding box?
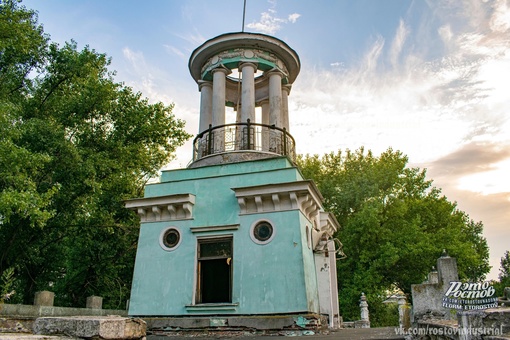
[192,119,296,162]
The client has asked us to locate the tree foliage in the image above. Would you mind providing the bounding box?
[297,148,490,324]
[0,0,191,308]
[499,251,510,289]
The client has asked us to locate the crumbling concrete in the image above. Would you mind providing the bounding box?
[143,313,327,335]
[33,316,146,339]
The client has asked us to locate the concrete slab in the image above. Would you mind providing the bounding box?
[227,316,295,330]
[145,317,210,329]
[33,316,146,339]
[0,334,79,339]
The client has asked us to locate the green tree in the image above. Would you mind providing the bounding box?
[493,251,510,297]
[498,251,510,290]
[0,0,191,308]
[297,148,490,325]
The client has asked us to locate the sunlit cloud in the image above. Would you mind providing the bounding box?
[122,47,175,105]
[389,19,409,68]
[291,0,510,167]
[246,1,301,34]
[424,142,510,280]
[457,159,510,195]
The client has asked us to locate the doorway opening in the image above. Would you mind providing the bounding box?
[196,237,233,303]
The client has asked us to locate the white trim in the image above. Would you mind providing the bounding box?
[125,194,196,222]
[232,181,323,223]
[190,224,240,233]
[249,219,275,245]
[159,227,182,252]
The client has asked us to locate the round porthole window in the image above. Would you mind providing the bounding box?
[250,220,275,245]
[160,227,181,251]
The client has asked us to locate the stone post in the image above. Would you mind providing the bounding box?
[437,249,459,290]
[34,291,54,306]
[398,295,410,330]
[86,296,103,309]
[359,293,370,328]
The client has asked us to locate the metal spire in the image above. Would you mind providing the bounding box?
[242,0,247,32]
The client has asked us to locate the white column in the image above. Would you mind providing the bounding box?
[239,62,257,123]
[212,67,230,127]
[235,105,242,150]
[198,81,213,133]
[282,84,291,132]
[260,100,269,151]
[260,100,269,125]
[328,240,341,328]
[268,70,283,127]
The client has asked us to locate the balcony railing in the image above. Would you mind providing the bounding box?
[192,119,296,162]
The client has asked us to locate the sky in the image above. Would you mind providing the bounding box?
[22,0,510,280]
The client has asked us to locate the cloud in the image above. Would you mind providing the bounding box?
[389,19,409,68]
[425,142,510,177]
[164,44,186,60]
[290,0,510,164]
[122,47,176,105]
[174,31,206,47]
[246,1,301,34]
[288,13,301,23]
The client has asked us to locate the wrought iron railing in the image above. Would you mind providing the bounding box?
[192,119,296,162]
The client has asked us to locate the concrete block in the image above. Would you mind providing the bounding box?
[0,317,34,333]
[34,291,54,307]
[437,256,459,289]
[33,316,146,339]
[86,296,103,309]
[209,318,227,327]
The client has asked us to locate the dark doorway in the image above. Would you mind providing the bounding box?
[197,237,232,303]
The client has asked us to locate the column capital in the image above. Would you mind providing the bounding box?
[257,99,269,106]
[238,61,258,71]
[266,68,287,78]
[211,65,231,75]
[198,80,212,90]
[282,84,292,94]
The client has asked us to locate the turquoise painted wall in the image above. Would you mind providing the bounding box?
[128,157,321,316]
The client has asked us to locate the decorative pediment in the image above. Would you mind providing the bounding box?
[232,181,324,223]
[125,194,195,222]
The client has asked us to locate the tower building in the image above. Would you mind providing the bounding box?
[126,32,344,329]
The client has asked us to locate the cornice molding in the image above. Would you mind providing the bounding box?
[125,194,196,222]
[232,181,324,223]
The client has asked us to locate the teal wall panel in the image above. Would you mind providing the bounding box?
[128,158,321,316]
